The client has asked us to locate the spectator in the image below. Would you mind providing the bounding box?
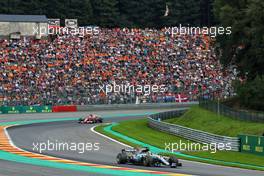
[0,28,237,106]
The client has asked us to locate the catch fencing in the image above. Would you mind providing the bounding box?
[199,99,264,122]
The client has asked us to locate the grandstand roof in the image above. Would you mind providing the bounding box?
[0,14,48,22]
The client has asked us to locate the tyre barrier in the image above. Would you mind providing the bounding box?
[148,109,240,151]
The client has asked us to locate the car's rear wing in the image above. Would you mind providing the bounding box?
[121,147,149,153]
[121,149,136,153]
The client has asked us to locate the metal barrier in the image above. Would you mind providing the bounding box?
[148,109,240,151]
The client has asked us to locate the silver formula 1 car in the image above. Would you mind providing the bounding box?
[116,147,182,168]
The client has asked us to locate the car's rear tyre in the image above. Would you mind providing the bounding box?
[143,156,154,167]
[116,153,128,164]
[168,156,179,168]
[78,118,83,123]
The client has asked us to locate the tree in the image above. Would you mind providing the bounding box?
[164,0,201,26]
[44,0,67,19]
[16,0,44,14]
[200,0,215,26]
[91,0,119,27]
[234,76,264,111]
[0,0,216,28]
[214,0,264,110]
[64,0,93,26]
[0,0,10,13]
[214,0,264,79]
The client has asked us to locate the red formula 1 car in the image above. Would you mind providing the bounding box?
[78,114,103,124]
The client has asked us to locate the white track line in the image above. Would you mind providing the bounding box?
[90,125,132,149]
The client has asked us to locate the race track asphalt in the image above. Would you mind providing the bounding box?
[0,159,106,176]
[1,109,264,176]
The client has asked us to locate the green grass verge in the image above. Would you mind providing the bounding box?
[95,124,140,148]
[165,106,264,136]
[95,119,264,171]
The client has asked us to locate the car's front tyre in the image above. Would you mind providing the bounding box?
[116,153,128,164]
[168,156,179,168]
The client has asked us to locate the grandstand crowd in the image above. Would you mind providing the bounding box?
[0,28,237,106]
